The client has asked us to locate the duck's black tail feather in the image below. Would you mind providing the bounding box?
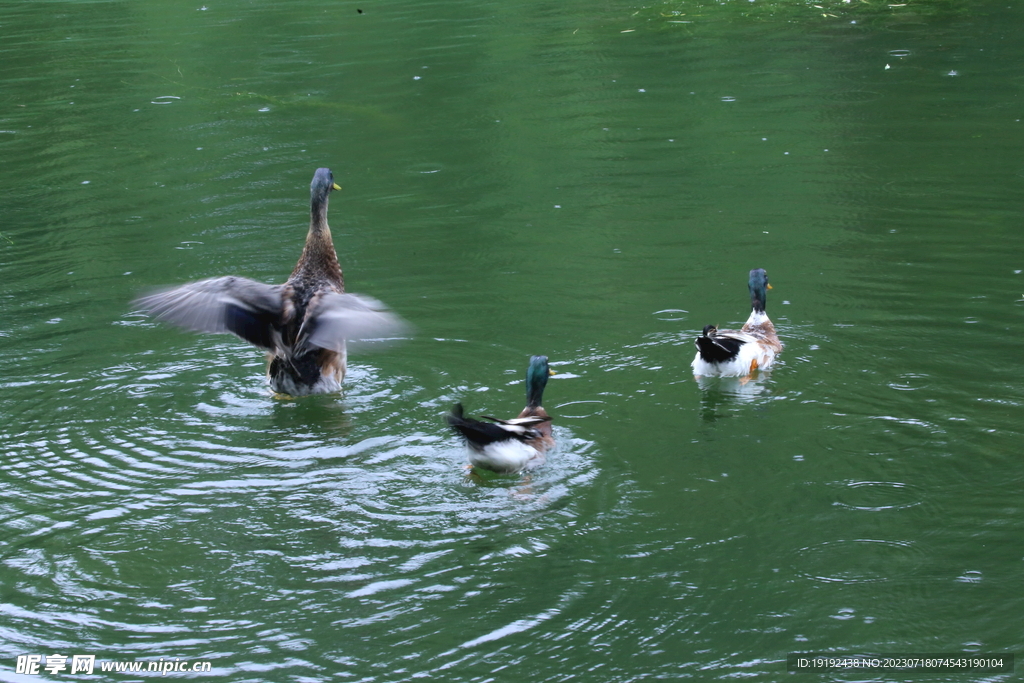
[447,403,525,449]
[696,334,743,364]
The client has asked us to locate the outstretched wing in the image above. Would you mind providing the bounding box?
[133,276,284,350]
[302,292,409,352]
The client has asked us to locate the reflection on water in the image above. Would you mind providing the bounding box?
[695,373,776,423]
[695,373,774,402]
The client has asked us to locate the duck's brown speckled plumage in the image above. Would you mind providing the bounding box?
[134,168,407,395]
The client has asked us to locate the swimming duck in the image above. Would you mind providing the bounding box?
[446,355,555,474]
[691,268,782,378]
[133,167,407,396]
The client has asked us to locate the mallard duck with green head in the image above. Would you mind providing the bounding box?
[446,355,555,474]
[134,168,407,395]
[692,268,782,378]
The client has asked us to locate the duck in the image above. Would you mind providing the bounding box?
[446,355,555,474]
[133,167,407,396]
[691,268,782,378]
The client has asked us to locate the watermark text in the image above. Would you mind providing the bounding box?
[16,655,212,676]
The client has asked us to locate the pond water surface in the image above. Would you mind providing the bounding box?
[1,0,1022,681]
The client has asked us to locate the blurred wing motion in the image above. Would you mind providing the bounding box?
[303,292,410,352]
[135,280,409,353]
[130,168,409,396]
[133,276,283,350]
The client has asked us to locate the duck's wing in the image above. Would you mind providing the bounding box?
[133,276,284,350]
[447,403,539,446]
[695,328,759,363]
[479,415,552,429]
[712,328,759,344]
[301,292,409,352]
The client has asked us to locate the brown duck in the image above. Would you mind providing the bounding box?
[134,168,407,395]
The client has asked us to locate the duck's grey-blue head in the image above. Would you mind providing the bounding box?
[311,168,341,202]
[526,355,554,407]
[748,268,772,313]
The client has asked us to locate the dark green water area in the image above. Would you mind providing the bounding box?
[1,0,1022,680]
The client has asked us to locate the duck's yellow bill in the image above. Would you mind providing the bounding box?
[767,284,773,289]
[332,183,342,191]
[549,369,556,376]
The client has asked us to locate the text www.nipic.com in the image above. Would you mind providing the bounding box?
[16,654,212,675]
[101,660,212,674]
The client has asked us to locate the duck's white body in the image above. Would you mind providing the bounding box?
[469,437,545,474]
[691,313,778,377]
[691,270,782,378]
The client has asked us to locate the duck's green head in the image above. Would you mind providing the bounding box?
[311,167,342,203]
[748,268,772,313]
[525,355,554,408]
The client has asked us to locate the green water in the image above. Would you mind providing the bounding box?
[2,0,1023,680]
